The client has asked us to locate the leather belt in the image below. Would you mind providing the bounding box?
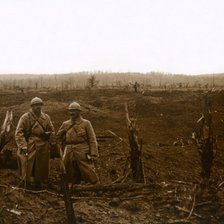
[30,134,42,138]
[66,141,86,145]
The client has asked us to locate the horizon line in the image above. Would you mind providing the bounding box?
[0,71,223,76]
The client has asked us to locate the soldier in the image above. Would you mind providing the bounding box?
[15,97,55,189]
[56,101,99,185]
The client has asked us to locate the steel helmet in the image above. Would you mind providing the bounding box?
[30,97,44,106]
[68,102,82,111]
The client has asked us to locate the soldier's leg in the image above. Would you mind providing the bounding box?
[72,161,82,184]
[76,152,99,184]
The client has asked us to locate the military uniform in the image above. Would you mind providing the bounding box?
[15,110,55,183]
[57,117,99,184]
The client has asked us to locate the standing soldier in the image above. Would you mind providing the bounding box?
[15,97,55,189]
[56,102,99,185]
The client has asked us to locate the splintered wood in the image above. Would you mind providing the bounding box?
[125,103,145,183]
[0,111,13,151]
[193,94,215,186]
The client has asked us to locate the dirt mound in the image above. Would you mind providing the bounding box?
[0,89,224,223]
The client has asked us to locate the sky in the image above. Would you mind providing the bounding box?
[0,0,224,75]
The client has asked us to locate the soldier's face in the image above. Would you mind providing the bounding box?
[31,103,43,114]
[69,110,80,119]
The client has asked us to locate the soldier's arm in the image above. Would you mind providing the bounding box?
[56,122,67,143]
[85,121,98,157]
[47,114,55,134]
[15,113,29,149]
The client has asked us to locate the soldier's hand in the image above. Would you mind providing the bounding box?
[90,155,99,161]
[21,147,28,155]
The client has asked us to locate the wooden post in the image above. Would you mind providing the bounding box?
[125,103,145,183]
[59,149,76,224]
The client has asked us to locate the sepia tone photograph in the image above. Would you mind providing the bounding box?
[0,0,224,223]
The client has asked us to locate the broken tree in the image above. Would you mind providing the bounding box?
[193,94,216,187]
[125,103,145,183]
[0,111,13,151]
[0,111,17,169]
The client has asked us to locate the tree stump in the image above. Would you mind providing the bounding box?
[193,94,215,187]
[125,103,145,183]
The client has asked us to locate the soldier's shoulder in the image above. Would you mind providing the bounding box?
[41,112,51,119]
[62,120,72,126]
[17,112,31,123]
[20,112,30,119]
[81,118,91,125]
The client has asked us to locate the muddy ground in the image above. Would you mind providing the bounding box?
[0,89,224,224]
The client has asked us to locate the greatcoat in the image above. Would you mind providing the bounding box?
[56,116,99,184]
[15,110,55,182]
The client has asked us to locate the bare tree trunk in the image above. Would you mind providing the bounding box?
[0,111,13,151]
[194,94,215,187]
[0,111,16,169]
[125,103,145,183]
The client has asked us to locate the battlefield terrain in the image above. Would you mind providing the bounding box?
[0,88,224,223]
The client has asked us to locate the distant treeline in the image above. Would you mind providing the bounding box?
[0,72,223,91]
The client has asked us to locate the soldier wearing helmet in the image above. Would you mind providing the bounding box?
[56,101,99,185]
[68,102,82,111]
[15,97,55,190]
[30,97,44,106]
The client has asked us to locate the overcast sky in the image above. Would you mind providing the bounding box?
[0,0,223,75]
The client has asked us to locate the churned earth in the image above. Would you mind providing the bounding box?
[0,89,224,223]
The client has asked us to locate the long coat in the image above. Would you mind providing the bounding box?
[56,117,99,184]
[15,110,55,182]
